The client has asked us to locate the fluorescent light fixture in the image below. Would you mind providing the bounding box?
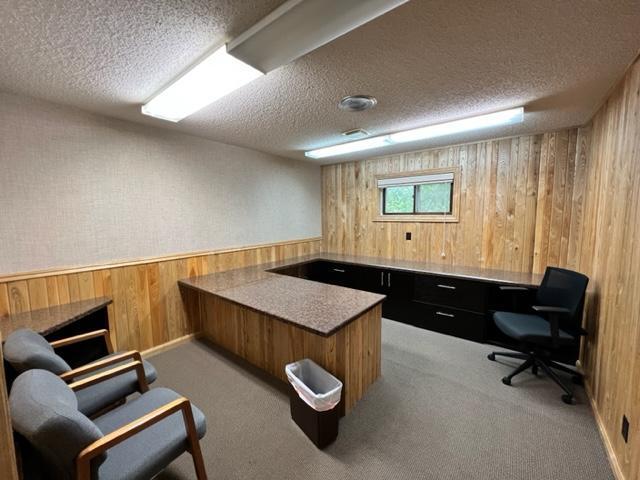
[141,45,263,122]
[305,136,393,159]
[389,107,524,143]
[227,0,409,73]
[305,107,524,159]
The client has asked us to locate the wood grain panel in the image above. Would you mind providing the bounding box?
[322,134,551,271]
[0,238,321,352]
[571,58,640,480]
[202,295,381,414]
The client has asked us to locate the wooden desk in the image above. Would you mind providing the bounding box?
[1,297,113,369]
[180,272,385,415]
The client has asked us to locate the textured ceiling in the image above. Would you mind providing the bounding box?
[0,0,639,164]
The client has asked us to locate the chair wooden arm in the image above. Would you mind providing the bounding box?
[60,351,143,383]
[50,329,114,354]
[68,360,149,394]
[75,397,207,480]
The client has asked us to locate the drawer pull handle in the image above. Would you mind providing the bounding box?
[437,284,456,290]
[332,268,345,273]
[436,311,455,317]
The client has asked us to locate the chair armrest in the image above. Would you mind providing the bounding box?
[531,305,571,314]
[49,329,114,354]
[532,306,572,348]
[60,351,143,382]
[68,360,149,394]
[499,286,529,291]
[75,397,206,480]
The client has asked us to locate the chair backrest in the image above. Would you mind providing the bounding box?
[536,267,589,327]
[10,369,105,480]
[3,328,71,375]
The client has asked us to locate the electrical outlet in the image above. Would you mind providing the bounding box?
[405,232,412,240]
[622,415,629,443]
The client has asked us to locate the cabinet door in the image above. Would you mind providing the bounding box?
[386,270,414,300]
[357,266,386,293]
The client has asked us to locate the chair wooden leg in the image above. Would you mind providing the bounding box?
[181,404,207,480]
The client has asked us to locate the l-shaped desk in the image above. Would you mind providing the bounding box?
[179,254,553,415]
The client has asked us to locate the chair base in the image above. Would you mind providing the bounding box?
[488,351,581,404]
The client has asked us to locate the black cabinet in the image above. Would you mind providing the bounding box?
[412,302,485,342]
[414,274,487,313]
[270,259,581,359]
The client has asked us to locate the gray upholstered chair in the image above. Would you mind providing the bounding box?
[3,328,157,416]
[10,369,207,480]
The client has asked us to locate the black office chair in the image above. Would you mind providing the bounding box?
[488,267,589,404]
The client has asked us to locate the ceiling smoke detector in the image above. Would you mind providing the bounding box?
[338,95,377,112]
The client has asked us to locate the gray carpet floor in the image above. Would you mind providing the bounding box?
[151,319,613,480]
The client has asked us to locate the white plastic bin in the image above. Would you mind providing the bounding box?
[285,359,343,412]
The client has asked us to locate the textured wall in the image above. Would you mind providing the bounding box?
[0,92,321,275]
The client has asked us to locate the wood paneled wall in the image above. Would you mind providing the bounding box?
[0,238,322,352]
[322,57,640,479]
[573,58,640,480]
[322,131,589,272]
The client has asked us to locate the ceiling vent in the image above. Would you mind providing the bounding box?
[341,128,370,139]
[338,95,377,112]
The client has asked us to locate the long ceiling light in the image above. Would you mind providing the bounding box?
[141,45,263,122]
[142,0,408,122]
[227,0,409,73]
[305,107,525,159]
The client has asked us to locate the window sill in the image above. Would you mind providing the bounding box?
[373,214,459,223]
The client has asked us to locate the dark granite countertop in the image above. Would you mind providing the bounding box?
[0,297,112,339]
[179,252,542,336]
[305,253,544,287]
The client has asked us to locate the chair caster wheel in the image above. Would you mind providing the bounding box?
[571,375,583,385]
[488,353,496,361]
[561,394,573,404]
[502,377,511,386]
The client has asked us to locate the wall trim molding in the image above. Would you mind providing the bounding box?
[0,237,323,283]
[585,383,625,480]
[142,333,202,358]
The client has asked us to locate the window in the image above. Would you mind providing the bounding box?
[375,168,459,222]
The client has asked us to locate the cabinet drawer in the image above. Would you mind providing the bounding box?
[414,303,485,342]
[316,261,360,288]
[414,274,487,312]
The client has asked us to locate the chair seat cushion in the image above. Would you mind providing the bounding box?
[93,387,207,480]
[494,311,576,346]
[75,353,158,416]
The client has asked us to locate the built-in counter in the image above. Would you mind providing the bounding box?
[180,253,547,414]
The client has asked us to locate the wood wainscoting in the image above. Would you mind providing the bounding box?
[0,237,322,352]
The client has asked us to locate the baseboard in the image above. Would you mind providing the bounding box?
[585,383,625,480]
[141,333,202,358]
